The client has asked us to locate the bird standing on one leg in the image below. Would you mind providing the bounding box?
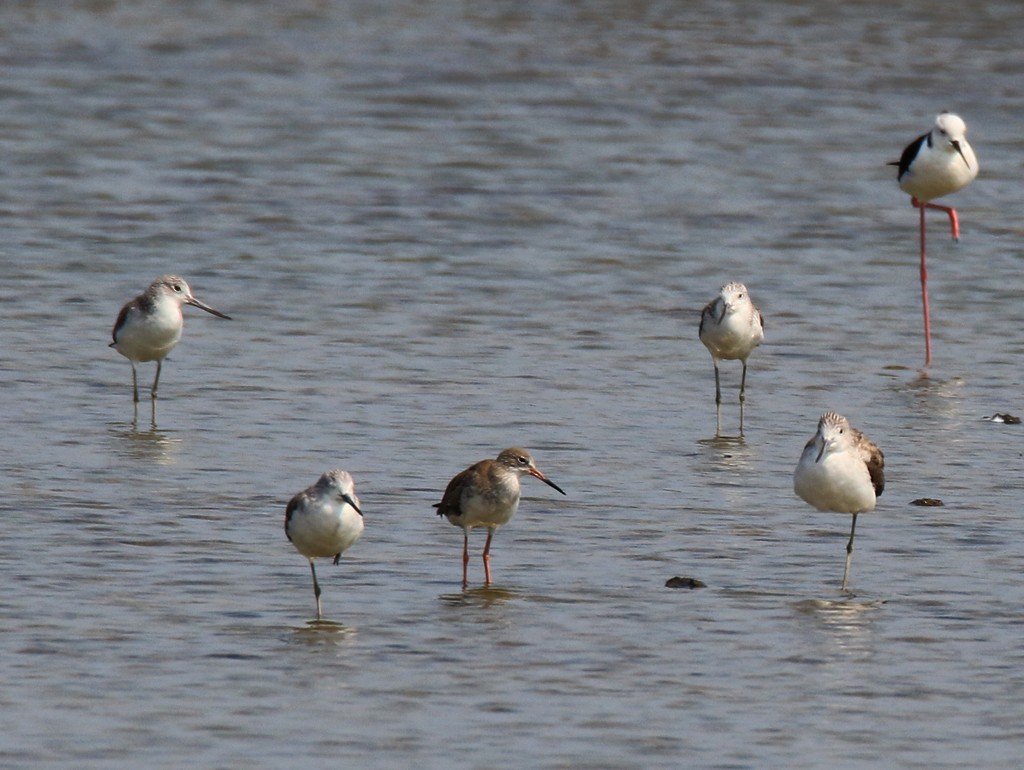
[285,470,365,620]
[699,282,764,435]
[110,275,231,403]
[434,448,565,588]
[890,112,978,367]
[794,411,885,592]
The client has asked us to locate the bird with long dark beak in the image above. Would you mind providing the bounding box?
[698,282,764,436]
[111,275,231,403]
[890,112,978,366]
[285,469,365,620]
[794,411,885,592]
[434,448,566,588]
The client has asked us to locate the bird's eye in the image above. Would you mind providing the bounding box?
[518,455,529,464]
[172,284,183,292]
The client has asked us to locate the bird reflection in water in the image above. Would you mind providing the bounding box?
[793,597,885,658]
[439,585,522,609]
[292,620,357,645]
[111,423,183,465]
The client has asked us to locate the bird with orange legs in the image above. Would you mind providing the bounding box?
[435,448,565,588]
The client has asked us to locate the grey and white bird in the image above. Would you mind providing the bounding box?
[794,411,885,592]
[110,275,231,403]
[699,282,764,435]
[285,470,364,620]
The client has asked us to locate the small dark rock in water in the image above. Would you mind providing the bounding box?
[911,498,944,507]
[983,413,1021,424]
[665,576,707,589]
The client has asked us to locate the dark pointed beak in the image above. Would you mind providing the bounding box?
[342,493,363,517]
[951,140,971,169]
[529,468,566,495]
[186,296,232,319]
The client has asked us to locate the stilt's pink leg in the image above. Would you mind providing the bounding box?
[912,200,933,367]
[913,196,960,241]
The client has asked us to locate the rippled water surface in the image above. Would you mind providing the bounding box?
[3,1,1024,768]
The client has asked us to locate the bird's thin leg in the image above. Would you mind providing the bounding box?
[151,360,162,400]
[913,201,933,367]
[739,360,749,434]
[462,530,470,588]
[482,529,495,586]
[713,361,722,435]
[130,362,140,403]
[913,196,960,242]
[841,513,858,593]
[309,560,323,620]
[940,205,961,242]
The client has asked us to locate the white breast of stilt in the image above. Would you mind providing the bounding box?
[898,115,978,202]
